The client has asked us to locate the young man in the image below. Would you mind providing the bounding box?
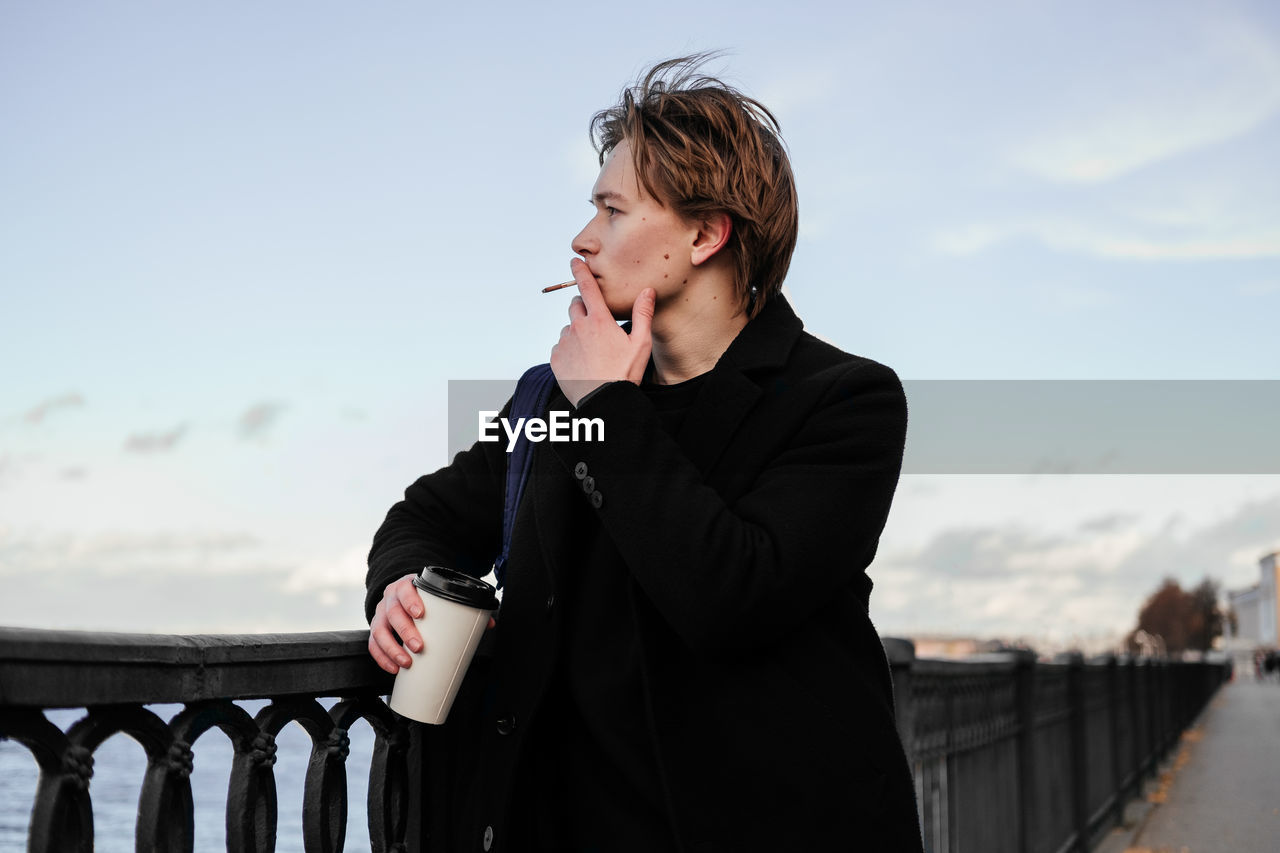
[366,56,922,852]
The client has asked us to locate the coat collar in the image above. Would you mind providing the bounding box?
[630,291,803,379]
[713,291,805,375]
[670,293,804,477]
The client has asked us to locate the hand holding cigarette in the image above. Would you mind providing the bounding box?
[549,258,654,406]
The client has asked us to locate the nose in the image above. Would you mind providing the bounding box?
[571,220,596,257]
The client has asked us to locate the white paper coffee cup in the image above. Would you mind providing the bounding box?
[388,566,499,725]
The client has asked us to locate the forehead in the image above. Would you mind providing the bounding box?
[593,140,647,202]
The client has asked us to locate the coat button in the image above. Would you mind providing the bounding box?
[496,714,516,735]
[573,461,588,480]
[483,825,494,851]
[590,490,603,509]
[582,475,595,494]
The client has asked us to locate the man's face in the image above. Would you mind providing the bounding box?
[571,139,697,320]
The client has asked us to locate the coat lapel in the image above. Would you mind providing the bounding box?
[674,293,804,477]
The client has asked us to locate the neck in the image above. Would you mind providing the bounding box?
[648,275,749,385]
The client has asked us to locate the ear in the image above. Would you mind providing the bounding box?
[690,212,732,266]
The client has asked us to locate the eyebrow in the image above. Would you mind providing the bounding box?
[591,190,628,206]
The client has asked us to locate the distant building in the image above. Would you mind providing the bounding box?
[1228,551,1280,648]
[910,634,983,659]
[908,633,1045,659]
[1261,552,1280,646]
[1229,584,1261,642]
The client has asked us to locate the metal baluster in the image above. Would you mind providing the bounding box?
[67,705,193,853]
[0,708,94,853]
[168,700,268,853]
[258,697,347,853]
[330,696,410,853]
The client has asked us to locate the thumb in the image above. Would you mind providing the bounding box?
[629,288,656,341]
[626,288,656,383]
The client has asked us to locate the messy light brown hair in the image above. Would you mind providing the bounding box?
[590,54,799,318]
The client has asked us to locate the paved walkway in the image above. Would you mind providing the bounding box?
[1097,676,1280,853]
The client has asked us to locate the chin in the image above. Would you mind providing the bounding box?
[601,295,632,321]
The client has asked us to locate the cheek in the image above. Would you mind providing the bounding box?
[633,233,671,267]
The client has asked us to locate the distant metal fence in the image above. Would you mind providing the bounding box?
[885,640,1230,853]
[1,628,1227,852]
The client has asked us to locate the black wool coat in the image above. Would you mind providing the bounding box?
[366,294,924,852]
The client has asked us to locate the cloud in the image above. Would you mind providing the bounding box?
[933,217,1280,261]
[22,393,85,425]
[0,530,367,632]
[1077,513,1138,535]
[123,424,186,453]
[0,557,363,634]
[238,401,286,440]
[932,18,1280,265]
[1109,496,1280,589]
[0,453,47,489]
[281,542,370,607]
[1008,21,1280,184]
[873,494,1280,642]
[0,529,263,578]
[908,527,1067,581]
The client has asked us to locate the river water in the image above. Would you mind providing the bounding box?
[0,700,380,852]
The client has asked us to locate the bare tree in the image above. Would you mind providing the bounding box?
[1127,576,1225,655]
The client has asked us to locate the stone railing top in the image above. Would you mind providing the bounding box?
[0,626,389,709]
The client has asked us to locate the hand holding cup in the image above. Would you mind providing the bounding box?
[369,572,495,674]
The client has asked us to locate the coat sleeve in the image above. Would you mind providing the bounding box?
[363,398,511,623]
[549,358,907,654]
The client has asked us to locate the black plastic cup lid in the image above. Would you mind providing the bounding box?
[412,566,499,610]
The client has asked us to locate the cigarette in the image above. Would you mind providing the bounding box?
[542,280,579,293]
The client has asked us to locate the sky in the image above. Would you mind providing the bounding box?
[2,0,1279,650]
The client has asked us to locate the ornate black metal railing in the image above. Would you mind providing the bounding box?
[885,640,1231,853]
[1,629,1229,852]
[0,627,409,852]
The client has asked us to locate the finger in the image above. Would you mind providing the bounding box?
[367,631,399,674]
[570,257,608,315]
[568,295,587,322]
[391,577,424,620]
[487,616,497,630]
[385,598,422,654]
[370,614,412,670]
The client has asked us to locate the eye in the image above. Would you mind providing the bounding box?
[605,205,618,216]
